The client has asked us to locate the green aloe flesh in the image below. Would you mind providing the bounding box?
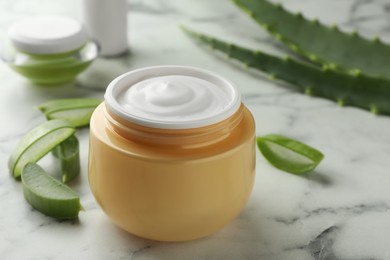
[183,27,390,115]
[8,119,76,179]
[257,134,324,174]
[38,98,101,127]
[22,162,82,219]
[232,0,390,77]
[52,135,80,183]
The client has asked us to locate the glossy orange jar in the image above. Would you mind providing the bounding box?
[88,66,256,241]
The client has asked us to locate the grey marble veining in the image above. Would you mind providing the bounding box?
[1,0,390,259]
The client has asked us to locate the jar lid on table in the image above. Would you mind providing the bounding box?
[8,16,88,55]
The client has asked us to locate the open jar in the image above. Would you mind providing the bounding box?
[88,66,256,241]
[1,16,98,86]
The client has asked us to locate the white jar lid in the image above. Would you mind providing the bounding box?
[8,16,88,55]
[105,66,242,129]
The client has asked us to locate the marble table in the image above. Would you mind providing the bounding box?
[1,0,390,259]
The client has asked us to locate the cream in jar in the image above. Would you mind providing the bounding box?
[89,66,256,241]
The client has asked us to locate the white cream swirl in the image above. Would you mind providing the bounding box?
[105,66,241,129]
[118,75,231,123]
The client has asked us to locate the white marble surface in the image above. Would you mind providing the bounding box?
[1,0,390,259]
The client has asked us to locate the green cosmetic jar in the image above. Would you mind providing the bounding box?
[1,16,98,86]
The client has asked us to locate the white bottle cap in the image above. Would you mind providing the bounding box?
[8,16,88,55]
[81,0,128,57]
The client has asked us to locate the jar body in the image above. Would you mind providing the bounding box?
[89,103,256,241]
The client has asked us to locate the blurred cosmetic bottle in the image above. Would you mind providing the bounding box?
[81,0,129,57]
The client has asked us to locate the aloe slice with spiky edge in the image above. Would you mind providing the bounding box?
[232,0,390,77]
[22,162,82,219]
[182,27,390,115]
[8,119,76,179]
[257,134,324,174]
[52,135,80,183]
[38,98,101,128]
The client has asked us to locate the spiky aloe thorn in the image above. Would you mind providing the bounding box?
[322,64,330,71]
[182,27,390,115]
[309,54,318,62]
[226,44,234,58]
[373,36,381,44]
[275,2,283,9]
[330,24,338,31]
[337,98,345,107]
[297,12,304,19]
[313,18,320,25]
[327,63,337,70]
[247,10,255,19]
[289,44,298,52]
[350,69,362,77]
[274,33,282,41]
[233,0,390,78]
[305,87,313,96]
[371,105,379,115]
[351,30,359,37]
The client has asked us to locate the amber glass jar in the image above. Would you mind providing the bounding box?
[88,66,256,241]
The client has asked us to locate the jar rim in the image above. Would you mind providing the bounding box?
[104,65,242,129]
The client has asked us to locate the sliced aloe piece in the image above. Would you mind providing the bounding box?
[52,135,80,183]
[8,119,75,179]
[257,134,324,174]
[38,98,101,127]
[22,162,82,219]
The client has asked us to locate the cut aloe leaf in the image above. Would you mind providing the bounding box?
[38,98,101,127]
[22,162,82,219]
[52,135,80,183]
[257,134,324,174]
[8,119,75,179]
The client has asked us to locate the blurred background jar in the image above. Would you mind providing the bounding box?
[1,15,98,86]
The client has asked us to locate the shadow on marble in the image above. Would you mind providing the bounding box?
[76,53,134,91]
[15,79,98,100]
[303,170,333,187]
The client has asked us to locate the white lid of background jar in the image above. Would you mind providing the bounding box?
[105,66,242,129]
[8,16,88,55]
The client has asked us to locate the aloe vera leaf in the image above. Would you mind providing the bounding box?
[38,98,101,127]
[257,134,324,174]
[52,135,80,183]
[22,162,82,219]
[232,0,390,77]
[8,119,76,179]
[182,27,390,115]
